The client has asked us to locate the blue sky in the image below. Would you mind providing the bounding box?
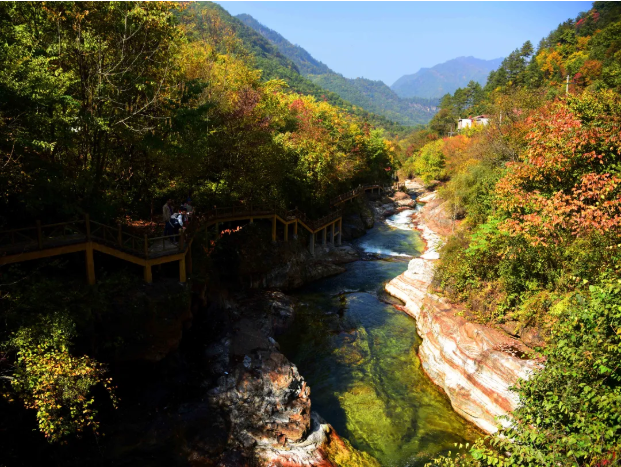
[215,1,592,85]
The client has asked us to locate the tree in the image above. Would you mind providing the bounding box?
[496,91,621,246]
[0,2,182,220]
[413,139,447,184]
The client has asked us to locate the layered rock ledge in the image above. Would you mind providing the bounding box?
[385,184,540,434]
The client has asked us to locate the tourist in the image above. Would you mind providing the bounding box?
[181,197,193,222]
[163,199,174,237]
[169,207,188,244]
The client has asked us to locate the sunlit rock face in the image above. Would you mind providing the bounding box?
[203,292,378,466]
[386,191,540,434]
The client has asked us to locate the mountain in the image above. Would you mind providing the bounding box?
[236,13,332,76]
[236,13,438,126]
[180,3,410,136]
[391,56,504,99]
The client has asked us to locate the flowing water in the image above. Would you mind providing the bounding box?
[278,207,479,466]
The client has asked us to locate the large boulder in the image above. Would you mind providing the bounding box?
[341,215,366,240]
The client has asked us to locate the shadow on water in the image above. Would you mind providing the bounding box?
[278,209,479,467]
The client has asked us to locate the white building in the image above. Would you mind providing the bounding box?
[473,115,490,126]
[457,118,472,130]
[457,115,490,131]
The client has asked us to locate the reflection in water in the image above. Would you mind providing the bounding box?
[278,210,478,467]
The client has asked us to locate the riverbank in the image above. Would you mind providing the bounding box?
[187,194,392,466]
[277,193,479,466]
[385,180,540,434]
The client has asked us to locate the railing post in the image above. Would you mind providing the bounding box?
[309,231,315,256]
[85,243,96,285]
[186,243,193,276]
[293,220,298,239]
[338,218,342,246]
[144,234,149,258]
[85,214,91,241]
[179,257,186,283]
[36,220,43,249]
[117,224,122,247]
[144,263,152,284]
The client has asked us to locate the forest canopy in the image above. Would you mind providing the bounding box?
[0,1,396,227]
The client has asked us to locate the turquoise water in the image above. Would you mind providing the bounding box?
[278,210,479,466]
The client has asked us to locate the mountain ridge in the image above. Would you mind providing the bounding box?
[391,56,504,99]
[236,13,438,126]
[182,3,412,136]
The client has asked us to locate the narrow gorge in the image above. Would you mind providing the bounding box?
[264,183,543,465]
[385,183,540,435]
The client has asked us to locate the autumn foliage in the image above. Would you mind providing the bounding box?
[497,91,621,245]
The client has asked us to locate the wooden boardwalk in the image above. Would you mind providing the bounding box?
[0,182,403,284]
[0,215,191,284]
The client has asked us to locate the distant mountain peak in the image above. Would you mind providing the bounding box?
[391,57,504,99]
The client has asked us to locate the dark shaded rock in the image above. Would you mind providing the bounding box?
[341,215,366,240]
[250,254,346,290]
[231,319,272,356]
[359,199,375,230]
[99,280,192,364]
[521,326,546,348]
[380,204,396,217]
[500,320,521,337]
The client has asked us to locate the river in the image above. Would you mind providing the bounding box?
[278,207,479,466]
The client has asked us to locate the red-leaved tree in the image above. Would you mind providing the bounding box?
[496,91,621,246]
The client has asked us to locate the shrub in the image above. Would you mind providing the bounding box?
[427,277,621,467]
[4,314,116,442]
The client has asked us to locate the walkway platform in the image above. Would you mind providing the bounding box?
[0,182,402,284]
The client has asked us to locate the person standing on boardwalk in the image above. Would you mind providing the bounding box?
[181,198,193,222]
[169,207,188,244]
[163,199,174,237]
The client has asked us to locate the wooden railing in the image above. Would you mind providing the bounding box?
[0,181,393,263]
[0,219,87,250]
[330,186,364,206]
[0,215,188,260]
[329,182,395,206]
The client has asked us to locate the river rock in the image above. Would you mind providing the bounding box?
[359,199,375,230]
[380,203,396,217]
[209,349,312,446]
[385,196,540,434]
[499,320,521,337]
[521,326,545,348]
[341,215,366,240]
[201,291,377,466]
[247,246,348,290]
[391,191,416,208]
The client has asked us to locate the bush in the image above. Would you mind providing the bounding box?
[4,314,116,442]
[427,277,621,467]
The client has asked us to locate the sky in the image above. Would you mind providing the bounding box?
[215,1,592,85]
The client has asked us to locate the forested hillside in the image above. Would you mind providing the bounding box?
[183,3,410,136]
[236,12,438,126]
[399,2,621,466]
[391,56,503,99]
[0,0,398,446]
[236,13,332,76]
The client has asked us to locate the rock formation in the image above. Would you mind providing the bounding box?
[385,183,540,434]
[200,291,379,466]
